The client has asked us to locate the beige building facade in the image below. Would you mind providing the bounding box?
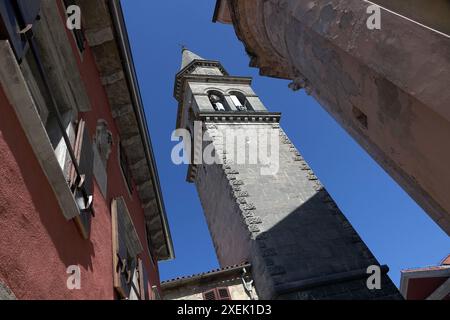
[161,264,258,300]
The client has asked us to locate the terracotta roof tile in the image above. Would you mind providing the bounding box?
[161,262,250,284]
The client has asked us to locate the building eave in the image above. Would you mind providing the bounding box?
[161,263,251,290]
[212,0,232,24]
[400,265,450,298]
[79,0,174,261]
[212,0,221,23]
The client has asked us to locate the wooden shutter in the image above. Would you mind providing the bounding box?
[137,258,149,300]
[72,119,94,194]
[217,287,231,300]
[129,267,141,300]
[203,289,218,300]
[202,288,232,301]
[71,119,94,239]
[111,197,144,299]
[112,198,132,299]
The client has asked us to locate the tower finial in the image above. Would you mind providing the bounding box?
[180,48,205,70]
[179,43,187,52]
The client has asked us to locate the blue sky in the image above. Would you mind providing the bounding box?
[122,0,449,286]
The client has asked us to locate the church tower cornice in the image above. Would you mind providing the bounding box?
[174,60,224,99]
[173,49,266,131]
[174,70,252,103]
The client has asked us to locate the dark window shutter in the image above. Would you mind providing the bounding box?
[74,119,94,195]
[16,0,41,28]
[217,287,231,300]
[63,0,85,53]
[111,198,143,300]
[138,258,149,300]
[203,289,218,300]
[72,25,85,53]
[71,119,94,239]
[112,198,133,299]
[118,240,134,298]
[0,0,40,61]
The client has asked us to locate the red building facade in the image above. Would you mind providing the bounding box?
[0,0,173,300]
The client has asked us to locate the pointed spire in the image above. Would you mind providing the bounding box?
[180,48,204,70]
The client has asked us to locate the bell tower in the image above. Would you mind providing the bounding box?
[173,49,401,300]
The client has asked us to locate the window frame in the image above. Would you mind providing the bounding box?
[20,35,95,238]
[62,0,86,57]
[202,287,232,300]
[229,91,253,111]
[69,118,95,239]
[207,90,230,111]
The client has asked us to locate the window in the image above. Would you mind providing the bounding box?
[119,143,134,194]
[69,119,95,239]
[111,197,145,300]
[1,0,95,231]
[208,90,230,111]
[21,37,95,239]
[229,91,253,111]
[46,113,95,240]
[46,111,76,179]
[63,0,86,54]
[202,287,231,300]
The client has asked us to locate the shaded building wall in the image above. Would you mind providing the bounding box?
[0,5,159,299]
[214,0,450,236]
[195,122,401,299]
[371,0,450,34]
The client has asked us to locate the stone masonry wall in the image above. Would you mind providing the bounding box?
[194,120,401,299]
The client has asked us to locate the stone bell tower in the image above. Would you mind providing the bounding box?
[173,49,401,300]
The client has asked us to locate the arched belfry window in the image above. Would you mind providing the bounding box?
[229,91,253,111]
[208,90,229,111]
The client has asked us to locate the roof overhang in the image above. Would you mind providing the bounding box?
[78,0,174,261]
[212,0,232,24]
[161,263,251,290]
[400,265,450,299]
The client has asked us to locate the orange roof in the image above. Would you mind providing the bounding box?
[441,254,450,266]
